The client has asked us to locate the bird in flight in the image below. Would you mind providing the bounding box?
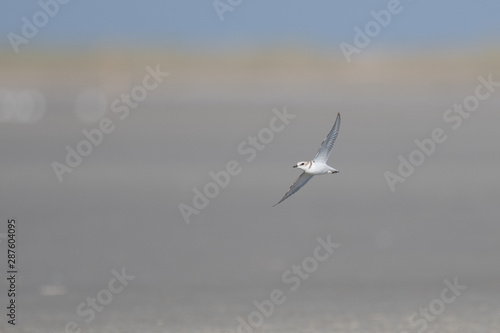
[273,113,341,207]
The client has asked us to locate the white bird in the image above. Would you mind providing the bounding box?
[273,113,341,207]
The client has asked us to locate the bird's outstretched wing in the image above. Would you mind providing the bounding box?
[273,172,314,207]
[313,113,341,163]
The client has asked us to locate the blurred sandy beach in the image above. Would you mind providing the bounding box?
[0,47,499,332]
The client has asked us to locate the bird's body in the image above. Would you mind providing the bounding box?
[293,160,338,175]
[273,113,341,207]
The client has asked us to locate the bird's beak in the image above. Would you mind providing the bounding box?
[292,165,297,168]
[334,170,339,173]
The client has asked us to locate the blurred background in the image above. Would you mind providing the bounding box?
[1,1,500,332]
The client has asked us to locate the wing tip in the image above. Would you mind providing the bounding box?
[273,199,284,207]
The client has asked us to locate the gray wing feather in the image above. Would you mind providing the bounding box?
[313,113,341,163]
[273,172,314,207]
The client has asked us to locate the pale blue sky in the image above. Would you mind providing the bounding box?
[1,1,500,51]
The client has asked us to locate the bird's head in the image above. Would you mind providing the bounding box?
[293,161,309,171]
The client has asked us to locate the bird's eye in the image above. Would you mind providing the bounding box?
[300,163,304,165]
